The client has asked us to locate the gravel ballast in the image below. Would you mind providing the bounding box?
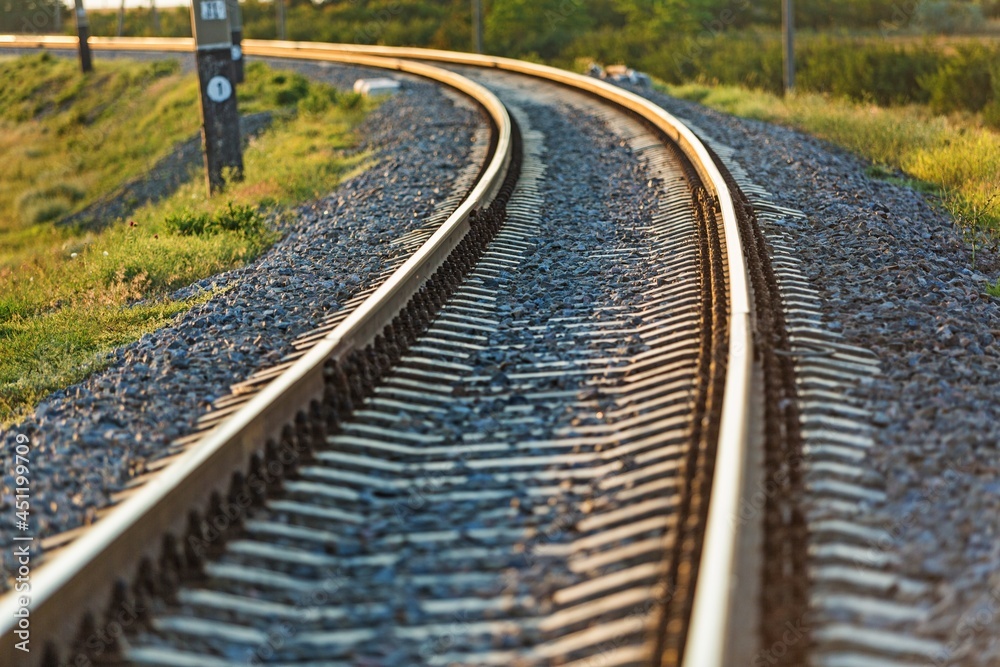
[125,69,711,667]
[0,57,488,585]
[630,85,1000,664]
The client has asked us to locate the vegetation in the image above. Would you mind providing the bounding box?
[663,81,1000,288]
[0,54,371,424]
[582,32,1000,126]
[71,0,1000,44]
[0,0,65,34]
[64,1,1000,126]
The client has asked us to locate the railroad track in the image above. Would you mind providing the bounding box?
[0,38,786,667]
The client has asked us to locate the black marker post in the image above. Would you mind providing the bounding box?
[227,0,244,84]
[191,0,243,194]
[74,0,92,73]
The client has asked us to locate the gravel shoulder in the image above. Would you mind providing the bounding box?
[0,57,488,587]
[630,84,1000,664]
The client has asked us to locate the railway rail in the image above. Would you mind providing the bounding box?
[0,37,773,667]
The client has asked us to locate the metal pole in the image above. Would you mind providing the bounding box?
[782,0,795,93]
[227,0,244,83]
[472,0,482,54]
[276,0,286,40]
[152,0,161,34]
[191,0,244,194]
[73,0,92,73]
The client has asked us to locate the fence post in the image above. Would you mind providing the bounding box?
[74,0,92,73]
[472,0,483,54]
[782,0,795,93]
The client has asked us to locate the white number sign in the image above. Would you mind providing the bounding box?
[206,76,233,103]
[200,0,227,21]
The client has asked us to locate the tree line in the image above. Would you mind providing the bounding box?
[7,1,1000,45]
[5,0,999,123]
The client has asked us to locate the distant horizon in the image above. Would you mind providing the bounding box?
[74,0,188,7]
[62,0,279,8]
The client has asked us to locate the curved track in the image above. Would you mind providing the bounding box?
[0,37,760,667]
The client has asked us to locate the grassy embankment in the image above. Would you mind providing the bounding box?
[0,53,372,425]
[659,81,1000,295]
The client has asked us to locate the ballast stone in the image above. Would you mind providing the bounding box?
[354,78,401,96]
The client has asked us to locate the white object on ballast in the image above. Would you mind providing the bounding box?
[353,78,401,96]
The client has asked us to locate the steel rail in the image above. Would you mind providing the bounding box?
[0,46,512,667]
[249,40,758,667]
[0,35,757,666]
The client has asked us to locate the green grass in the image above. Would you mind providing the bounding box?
[0,56,373,425]
[662,81,1000,278]
[0,54,192,236]
[0,292,217,420]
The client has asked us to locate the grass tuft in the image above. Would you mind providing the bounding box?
[164,203,266,238]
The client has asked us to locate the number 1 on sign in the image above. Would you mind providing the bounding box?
[207,76,233,103]
[201,0,227,21]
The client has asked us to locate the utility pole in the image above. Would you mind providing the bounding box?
[54,0,62,32]
[276,0,286,40]
[782,0,795,93]
[191,0,244,194]
[471,0,482,54]
[117,0,125,36]
[73,0,92,73]
[152,0,161,34]
[227,0,244,83]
